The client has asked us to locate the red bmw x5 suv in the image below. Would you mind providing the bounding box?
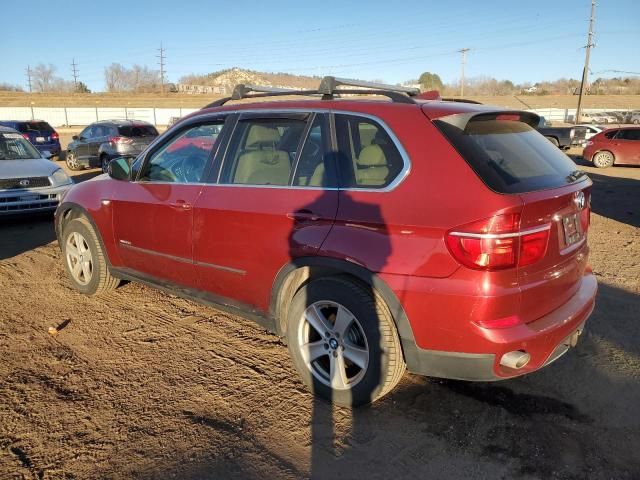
[55,78,596,406]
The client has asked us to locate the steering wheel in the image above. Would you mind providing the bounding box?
[182,154,207,182]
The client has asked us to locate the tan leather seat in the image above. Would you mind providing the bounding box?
[234,125,291,185]
[308,162,325,187]
[356,144,389,186]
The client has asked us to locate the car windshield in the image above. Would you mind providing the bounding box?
[0,132,42,160]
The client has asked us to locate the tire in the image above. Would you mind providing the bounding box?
[633,119,639,125]
[592,150,615,168]
[100,154,111,174]
[286,276,405,407]
[61,217,120,295]
[66,151,81,171]
[546,137,560,148]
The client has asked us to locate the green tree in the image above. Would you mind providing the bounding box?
[418,72,444,91]
[75,81,91,93]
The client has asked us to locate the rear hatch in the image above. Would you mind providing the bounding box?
[433,110,592,323]
[117,124,159,153]
[16,121,58,149]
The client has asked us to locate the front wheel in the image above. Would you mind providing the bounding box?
[66,151,81,171]
[286,277,405,407]
[546,137,560,148]
[62,217,120,295]
[592,150,615,168]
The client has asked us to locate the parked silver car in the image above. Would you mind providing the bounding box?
[0,126,73,215]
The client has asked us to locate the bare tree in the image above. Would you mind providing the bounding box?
[32,63,57,92]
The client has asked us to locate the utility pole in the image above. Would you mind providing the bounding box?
[459,48,470,97]
[157,42,166,95]
[576,0,596,125]
[25,65,32,93]
[71,58,79,90]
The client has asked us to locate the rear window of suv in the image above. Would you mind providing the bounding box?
[436,118,585,194]
[118,124,158,137]
[16,121,54,134]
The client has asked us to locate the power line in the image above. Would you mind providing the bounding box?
[71,58,79,89]
[458,48,470,96]
[576,0,596,125]
[157,42,166,94]
[25,65,32,93]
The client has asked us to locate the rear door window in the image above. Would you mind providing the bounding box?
[436,118,585,194]
[292,114,336,187]
[604,130,619,139]
[334,114,404,188]
[618,129,640,141]
[220,116,308,186]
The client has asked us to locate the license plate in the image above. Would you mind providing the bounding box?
[562,213,582,245]
[36,136,45,143]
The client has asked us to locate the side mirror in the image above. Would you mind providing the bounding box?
[72,135,79,141]
[108,156,133,181]
[41,150,53,160]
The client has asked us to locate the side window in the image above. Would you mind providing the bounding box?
[221,117,307,186]
[80,126,94,139]
[604,130,618,139]
[139,121,222,183]
[335,114,404,188]
[293,115,334,187]
[618,129,640,141]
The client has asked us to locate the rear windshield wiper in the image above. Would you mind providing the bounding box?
[566,170,586,183]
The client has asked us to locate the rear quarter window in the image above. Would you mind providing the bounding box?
[436,118,584,194]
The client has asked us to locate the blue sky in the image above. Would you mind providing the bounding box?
[2,0,639,91]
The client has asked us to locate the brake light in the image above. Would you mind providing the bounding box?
[22,133,30,140]
[446,213,550,270]
[496,114,520,121]
[110,136,133,144]
[51,132,59,140]
[475,315,521,329]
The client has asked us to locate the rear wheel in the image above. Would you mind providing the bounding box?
[62,217,120,295]
[100,154,111,173]
[286,276,405,407]
[592,150,615,168]
[66,151,81,171]
[633,119,639,125]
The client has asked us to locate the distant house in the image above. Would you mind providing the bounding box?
[524,86,538,93]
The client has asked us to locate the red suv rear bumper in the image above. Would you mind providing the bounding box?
[399,271,597,381]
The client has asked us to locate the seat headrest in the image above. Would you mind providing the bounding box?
[246,125,280,147]
[358,144,387,166]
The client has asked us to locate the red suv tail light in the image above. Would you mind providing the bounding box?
[446,214,550,270]
[51,132,59,140]
[22,133,30,140]
[110,136,133,145]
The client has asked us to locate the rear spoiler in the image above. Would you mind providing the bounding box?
[436,111,540,131]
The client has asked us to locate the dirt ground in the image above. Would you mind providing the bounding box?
[0,148,639,479]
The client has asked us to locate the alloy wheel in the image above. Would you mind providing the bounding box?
[297,300,369,390]
[66,232,93,285]
[66,152,80,170]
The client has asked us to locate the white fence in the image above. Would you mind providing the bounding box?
[0,105,625,127]
[0,106,200,127]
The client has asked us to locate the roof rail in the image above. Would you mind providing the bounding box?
[202,76,420,109]
[318,76,420,96]
[231,84,300,99]
[441,97,483,105]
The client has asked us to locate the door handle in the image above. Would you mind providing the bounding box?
[169,200,192,210]
[287,209,320,221]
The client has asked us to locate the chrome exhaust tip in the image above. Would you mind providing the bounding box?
[500,350,531,369]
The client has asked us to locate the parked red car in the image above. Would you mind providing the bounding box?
[55,78,596,406]
[583,126,640,168]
